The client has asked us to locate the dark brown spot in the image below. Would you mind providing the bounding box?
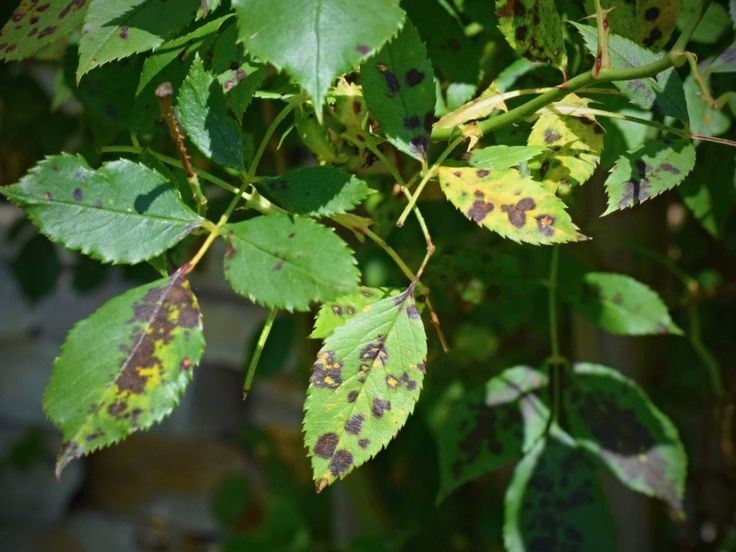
[515,25,527,41]
[180,357,193,371]
[107,402,127,417]
[467,200,495,223]
[345,414,365,434]
[329,450,354,476]
[356,44,370,54]
[331,304,343,316]
[544,129,562,143]
[501,197,536,228]
[660,163,680,175]
[359,438,370,449]
[347,390,358,403]
[73,188,83,201]
[644,7,660,21]
[272,261,284,271]
[535,214,555,237]
[371,397,391,418]
[311,350,343,388]
[644,27,662,47]
[410,135,429,159]
[37,26,56,38]
[314,432,338,459]
[476,169,490,178]
[381,69,399,95]
[405,68,425,86]
[119,26,129,39]
[423,111,434,132]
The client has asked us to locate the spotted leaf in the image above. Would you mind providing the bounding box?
[470,145,547,172]
[0,0,88,62]
[495,0,567,71]
[311,287,400,339]
[583,0,681,50]
[232,0,405,116]
[179,54,243,169]
[504,428,617,552]
[361,22,436,161]
[0,154,204,264]
[304,287,427,491]
[44,268,206,477]
[565,363,687,514]
[438,166,587,244]
[561,271,682,335]
[77,0,200,80]
[223,214,360,312]
[603,139,696,214]
[437,366,548,501]
[256,167,372,218]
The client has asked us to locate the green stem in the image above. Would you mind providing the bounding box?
[243,308,278,399]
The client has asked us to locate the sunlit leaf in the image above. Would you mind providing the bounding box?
[311,287,400,339]
[684,74,731,136]
[439,167,587,244]
[583,0,682,50]
[44,268,206,477]
[603,139,696,214]
[303,287,427,491]
[361,22,436,161]
[565,363,687,514]
[0,154,204,264]
[470,145,547,172]
[223,214,360,312]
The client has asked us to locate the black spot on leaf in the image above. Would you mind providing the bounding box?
[330,449,354,476]
[371,397,392,418]
[315,432,338,458]
[501,197,536,228]
[345,414,364,434]
[405,68,425,86]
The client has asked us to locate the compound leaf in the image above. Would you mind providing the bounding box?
[311,287,400,339]
[470,146,547,172]
[0,0,88,62]
[232,0,405,115]
[0,154,204,264]
[439,166,587,244]
[437,366,548,501]
[179,54,243,169]
[583,0,681,50]
[303,287,427,491]
[44,268,205,477]
[223,214,360,312]
[565,363,687,515]
[256,167,372,217]
[603,139,696,214]
[361,21,436,161]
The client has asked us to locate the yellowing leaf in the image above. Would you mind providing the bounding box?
[584,0,682,50]
[438,167,587,245]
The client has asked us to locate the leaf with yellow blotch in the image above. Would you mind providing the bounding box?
[438,167,588,245]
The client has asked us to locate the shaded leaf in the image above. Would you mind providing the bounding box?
[303,287,427,490]
[223,214,360,312]
[78,0,200,80]
[437,366,548,501]
[232,0,405,115]
[583,0,681,50]
[0,154,204,264]
[256,167,372,217]
[561,271,682,335]
[684,73,731,136]
[707,40,736,74]
[566,363,687,514]
[44,268,206,477]
[495,0,567,71]
[0,0,88,62]
[439,166,587,244]
[470,145,547,172]
[678,1,730,44]
[361,22,436,161]
[504,429,617,552]
[311,287,400,339]
[196,0,221,19]
[603,139,696,214]
[179,54,243,169]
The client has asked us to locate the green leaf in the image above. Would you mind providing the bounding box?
[303,287,427,490]
[561,271,682,335]
[679,1,730,44]
[684,74,731,136]
[504,429,617,552]
[179,54,243,169]
[44,268,206,477]
[196,0,222,19]
[256,167,372,217]
[437,367,548,501]
[0,154,204,264]
[0,0,88,62]
[78,0,200,80]
[565,363,687,514]
[232,0,406,114]
[583,0,681,50]
[311,287,400,339]
[708,41,736,74]
[603,139,696,214]
[572,22,688,121]
[360,22,436,161]
[223,214,360,311]
[495,0,567,71]
[438,166,587,244]
[470,146,547,172]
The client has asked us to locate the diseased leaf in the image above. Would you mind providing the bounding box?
[178,54,243,169]
[495,0,567,71]
[437,366,548,501]
[196,0,221,19]
[566,363,687,514]
[684,73,731,137]
[583,0,681,50]
[44,268,206,477]
[78,0,200,80]
[303,287,427,490]
[311,287,400,339]
[470,145,547,172]
[256,167,372,217]
[0,154,204,264]
[0,0,88,62]
[572,22,688,121]
[603,139,696,214]
[504,429,617,552]
[561,271,683,335]
[439,166,587,244]
[223,214,360,312]
[232,0,406,115]
[361,22,436,161]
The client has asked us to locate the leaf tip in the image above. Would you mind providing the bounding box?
[55,440,83,480]
[315,477,330,494]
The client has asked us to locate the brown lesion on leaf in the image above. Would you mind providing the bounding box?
[345,414,365,434]
[329,450,354,477]
[331,304,344,316]
[314,432,338,459]
[72,187,83,201]
[501,197,536,228]
[619,159,653,208]
[311,350,343,388]
[467,194,495,224]
[535,214,555,237]
[371,397,392,418]
[405,68,425,86]
[107,401,127,418]
[544,129,562,143]
[359,336,388,372]
[359,438,370,449]
[180,357,193,371]
[347,390,358,403]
